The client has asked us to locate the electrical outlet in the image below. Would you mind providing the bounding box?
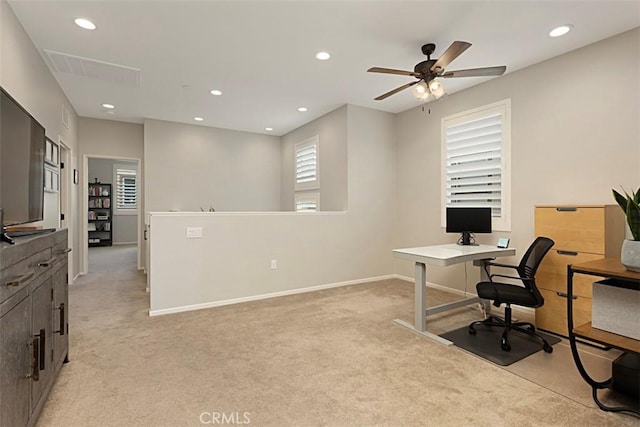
[186,227,203,239]
[270,259,277,270]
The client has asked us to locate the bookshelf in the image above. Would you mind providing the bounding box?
[88,183,112,247]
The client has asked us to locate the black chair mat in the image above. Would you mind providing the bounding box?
[440,324,561,366]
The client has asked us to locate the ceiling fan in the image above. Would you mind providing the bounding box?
[368,41,506,101]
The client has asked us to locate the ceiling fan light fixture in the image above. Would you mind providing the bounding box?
[412,81,429,99]
[549,24,573,37]
[428,80,445,98]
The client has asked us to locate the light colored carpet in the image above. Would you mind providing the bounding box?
[35,245,637,426]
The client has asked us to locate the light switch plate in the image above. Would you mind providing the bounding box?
[186,227,203,239]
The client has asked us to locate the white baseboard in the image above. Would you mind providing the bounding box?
[149,274,397,317]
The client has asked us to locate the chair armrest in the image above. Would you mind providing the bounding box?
[487,261,519,270]
[489,273,534,282]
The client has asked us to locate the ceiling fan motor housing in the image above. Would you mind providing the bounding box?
[414,60,437,78]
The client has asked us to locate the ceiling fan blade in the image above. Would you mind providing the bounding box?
[442,66,507,78]
[374,81,419,101]
[430,41,472,72]
[368,67,421,77]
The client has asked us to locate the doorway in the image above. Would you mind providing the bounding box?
[82,155,141,275]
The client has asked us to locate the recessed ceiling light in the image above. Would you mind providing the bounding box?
[549,24,573,37]
[297,107,308,112]
[74,18,96,30]
[102,103,114,109]
[210,90,222,96]
[194,117,204,122]
[265,127,273,131]
[315,51,331,61]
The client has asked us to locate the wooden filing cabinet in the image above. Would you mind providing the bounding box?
[534,205,625,336]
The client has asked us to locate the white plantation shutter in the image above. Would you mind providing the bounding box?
[115,167,137,211]
[442,100,511,231]
[295,137,319,191]
[445,113,502,216]
[295,192,319,212]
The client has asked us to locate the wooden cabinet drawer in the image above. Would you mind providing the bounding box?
[536,288,592,336]
[535,207,605,254]
[537,250,603,298]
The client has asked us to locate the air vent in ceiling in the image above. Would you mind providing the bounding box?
[43,49,141,87]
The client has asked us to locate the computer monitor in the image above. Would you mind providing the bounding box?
[446,207,492,246]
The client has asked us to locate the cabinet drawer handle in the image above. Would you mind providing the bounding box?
[3,272,34,287]
[556,207,577,212]
[38,257,57,268]
[55,303,65,336]
[57,248,72,255]
[556,291,578,300]
[30,336,40,381]
[557,250,578,256]
[37,329,46,371]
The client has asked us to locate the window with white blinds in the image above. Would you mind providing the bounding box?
[113,165,137,214]
[295,192,319,212]
[295,136,319,191]
[442,100,511,231]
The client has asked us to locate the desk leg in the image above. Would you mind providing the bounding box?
[414,262,426,332]
[393,262,455,346]
[476,259,493,317]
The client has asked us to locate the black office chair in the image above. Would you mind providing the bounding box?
[468,236,555,353]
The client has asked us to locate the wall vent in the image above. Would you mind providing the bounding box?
[43,49,141,87]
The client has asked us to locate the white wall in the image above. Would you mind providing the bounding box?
[1,0,80,278]
[144,119,281,213]
[395,28,640,290]
[149,105,396,314]
[281,105,348,211]
[79,118,144,270]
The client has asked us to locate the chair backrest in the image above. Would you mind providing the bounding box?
[517,236,555,295]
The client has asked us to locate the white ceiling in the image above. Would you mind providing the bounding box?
[8,1,640,136]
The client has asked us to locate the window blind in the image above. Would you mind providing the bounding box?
[296,199,318,212]
[296,143,317,186]
[445,113,502,217]
[295,192,319,212]
[116,168,137,210]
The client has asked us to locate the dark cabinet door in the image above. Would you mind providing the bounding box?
[30,278,53,411]
[52,263,68,367]
[0,294,31,427]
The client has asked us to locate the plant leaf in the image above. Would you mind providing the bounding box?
[627,195,640,240]
[612,189,628,212]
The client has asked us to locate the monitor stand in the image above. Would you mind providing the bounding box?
[458,231,478,246]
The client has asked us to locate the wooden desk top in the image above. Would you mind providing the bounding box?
[570,257,640,282]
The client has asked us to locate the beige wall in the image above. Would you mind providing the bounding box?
[79,118,144,271]
[281,105,348,211]
[1,0,80,278]
[149,105,396,313]
[144,119,281,213]
[395,28,640,290]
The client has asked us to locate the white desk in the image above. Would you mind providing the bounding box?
[393,244,516,345]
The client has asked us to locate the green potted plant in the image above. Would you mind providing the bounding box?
[612,187,640,272]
